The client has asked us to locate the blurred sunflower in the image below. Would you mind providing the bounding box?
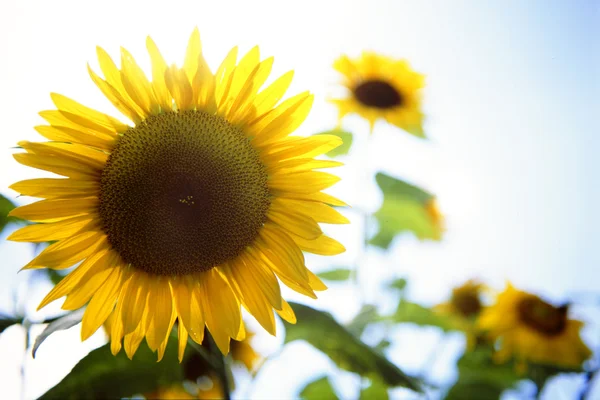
[8,28,348,361]
[423,198,445,241]
[330,52,425,136]
[436,279,484,320]
[478,283,592,369]
[435,279,485,348]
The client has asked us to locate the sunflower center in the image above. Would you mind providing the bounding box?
[99,110,270,276]
[517,296,568,336]
[353,80,403,109]
[451,291,482,317]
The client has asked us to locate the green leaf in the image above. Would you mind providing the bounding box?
[285,302,422,392]
[317,268,352,281]
[387,278,408,292]
[360,378,389,400]
[346,305,379,337]
[445,346,521,400]
[391,300,456,332]
[0,316,21,334]
[0,193,18,235]
[315,130,353,157]
[39,338,182,399]
[299,376,338,400]
[33,309,85,358]
[370,172,441,249]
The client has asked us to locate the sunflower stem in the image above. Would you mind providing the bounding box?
[205,332,232,400]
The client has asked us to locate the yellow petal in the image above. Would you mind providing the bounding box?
[267,199,322,240]
[34,125,116,151]
[201,269,240,354]
[145,278,173,351]
[81,262,127,340]
[7,215,93,242]
[120,47,156,115]
[146,36,173,111]
[252,93,313,145]
[274,198,349,224]
[173,278,205,345]
[10,178,98,200]
[88,64,143,123]
[50,93,126,134]
[277,191,348,207]
[62,251,119,310]
[228,57,274,124]
[124,306,149,359]
[177,322,189,363]
[18,141,107,170]
[121,271,151,335]
[37,248,110,310]
[214,46,238,111]
[262,135,342,162]
[276,299,297,324]
[13,153,99,180]
[225,262,276,335]
[269,171,341,194]
[165,65,193,111]
[308,270,328,291]
[292,234,346,256]
[9,198,98,223]
[251,70,294,118]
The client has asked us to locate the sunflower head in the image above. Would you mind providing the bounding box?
[330,52,426,136]
[437,279,484,319]
[8,28,348,361]
[478,283,592,369]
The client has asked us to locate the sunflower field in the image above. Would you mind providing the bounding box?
[0,1,597,399]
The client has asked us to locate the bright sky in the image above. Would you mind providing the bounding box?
[0,1,598,399]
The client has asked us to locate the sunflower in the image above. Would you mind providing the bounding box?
[8,28,348,361]
[478,283,592,369]
[330,52,425,136]
[435,280,485,349]
[435,280,484,320]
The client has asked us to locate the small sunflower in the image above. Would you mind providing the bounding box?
[478,283,592,369]
[436,280,484,320]
[330,52,425,136]
[435,279,485,349]
[8,28,348,360]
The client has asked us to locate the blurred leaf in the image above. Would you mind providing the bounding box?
[445,346,521,400]
[374,339,392,353]
[317,268,352,281]
[0,193,18,235]
[387,278,408,292]
[299,376,338,400]
[0,316,21,334]
[370,173,440,249]
[360,378,389,400]
[40,337,182,399]
[315,130,353,157]
[391,300,457,332]
[285,302,422,392]
[33,309,85,358]
[346,305,379,336]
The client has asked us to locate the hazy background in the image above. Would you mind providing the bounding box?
[0,1,598,398]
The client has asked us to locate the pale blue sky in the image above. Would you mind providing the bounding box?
[0,1,598,399]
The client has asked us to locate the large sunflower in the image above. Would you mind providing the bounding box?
[8,29,348,360]
[330,52,425,136]
[478,283,591,369]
